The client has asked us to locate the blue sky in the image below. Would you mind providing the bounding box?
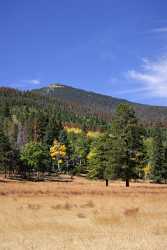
[1,0,167,105]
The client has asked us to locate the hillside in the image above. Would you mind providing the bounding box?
[1,84,167,129]
[33,83,167,126]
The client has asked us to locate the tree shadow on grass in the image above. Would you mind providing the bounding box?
[0,179,10,183]
[5,174,73,183]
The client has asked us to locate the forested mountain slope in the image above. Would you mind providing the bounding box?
[33,83,167,126]
[1,84,167,130]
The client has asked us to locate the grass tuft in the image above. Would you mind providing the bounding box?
[124,207,139,217]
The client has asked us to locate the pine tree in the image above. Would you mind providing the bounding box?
[87,133,114,186]
[111,103,144,187]
[0,128,12,177]
[44,116,63,146]
[32,111,48,142]
[151,128,166,183]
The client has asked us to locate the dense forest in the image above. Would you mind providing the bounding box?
[1,84,167,186]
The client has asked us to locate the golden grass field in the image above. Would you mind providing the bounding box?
[0,176,167,250]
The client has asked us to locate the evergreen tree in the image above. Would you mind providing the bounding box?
[150,128,166,183]
[44,116,63,146]
[58,129,68,145]
[31,111,48,142]
[87,133,114,186]
[2,102,10,118]
[0,128,12,177]
[111,103,144,187]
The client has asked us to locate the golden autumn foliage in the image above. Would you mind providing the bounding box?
[65,126,102,138]
[86,131,102,138]
[65,127,82,134]
[87,148,97,160]
[50,139,66,160]
[143,163,152,179]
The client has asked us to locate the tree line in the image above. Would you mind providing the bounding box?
[1,96,167,186]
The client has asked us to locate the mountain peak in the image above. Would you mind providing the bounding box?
[48,83,65,89]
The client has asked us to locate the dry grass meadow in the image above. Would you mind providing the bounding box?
[0,176,167,250]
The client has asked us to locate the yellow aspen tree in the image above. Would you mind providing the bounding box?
[50,139,66,170]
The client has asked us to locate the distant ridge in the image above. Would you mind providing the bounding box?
[32,83,167,126]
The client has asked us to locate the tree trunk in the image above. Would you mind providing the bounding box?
[37,171,40,181]
[58,162,60,172]
[66,160,69,175]
[126,179,129,187]
[105,179,108,187]
[5,165,7,178]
